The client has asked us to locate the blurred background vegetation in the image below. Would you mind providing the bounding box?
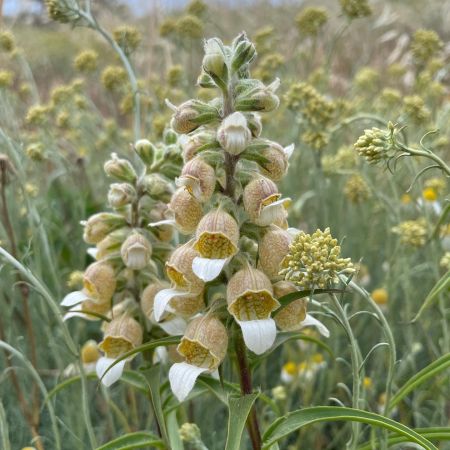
[0,0,449,449]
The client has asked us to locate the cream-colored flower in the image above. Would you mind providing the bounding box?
[120,231,152,270]
[168,188,203,234]
[259,141,294,181]
[176,157,216,202]
[217,112,252,155]
[227,266,280,354]
[258,225,292,279]
[192,209,239,281]
[169,315,228,401]
[97,315,143,386]
[243,177,290,226]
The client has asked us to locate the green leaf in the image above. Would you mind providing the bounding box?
[120,370,149,393]
[45,373,98,402]
[98,335,181,383]
[225,393,259,450]
[276,288,346,308]
[358,427,450,450]
[262,406,439,450]
[388,353,450,411]
[95,431,164,449]
[411,270,450,322]
[166,410,184,450]
[145,365,170,446]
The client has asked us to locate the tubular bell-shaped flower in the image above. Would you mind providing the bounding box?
[169,314,228,401]
[96,315,143,386]
[227,265,280,354]
[259,141,294,181]
[168,187,203,234]
[192,209,240,281]
[176,157,216,202]
[153,243,205,321]
[120,231,152,270]
[243,177,290,226]
[217,112,252,155]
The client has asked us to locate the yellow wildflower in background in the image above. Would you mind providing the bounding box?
[340,0,372,19]
[296,7,328,37]
[371,288,388,306]
[0,31,15,52]
[344,174,370,204]
[0,70,14,88]
[74,49,98,72]
[392,219,427,247]
[101,66,128,91]
[411,29,443,65]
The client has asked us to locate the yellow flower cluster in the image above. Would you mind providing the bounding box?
[101,66,128,91]
[295,7,328,37]
[339,0,372,19]
[74,49,99,73]
[0,31,15,53]
[113,25,141,55]
[392,219,427,247]
[411,29,443,65]
[280,227,354,289]
[354,126,394,164]
[344,174,370,204]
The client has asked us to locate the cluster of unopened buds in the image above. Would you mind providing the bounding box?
[61,33,353,401]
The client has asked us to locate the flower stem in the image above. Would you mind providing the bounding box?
[234,328,262,450]
[398,143,450,176]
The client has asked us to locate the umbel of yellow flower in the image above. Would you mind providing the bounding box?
[169,315,227,401]
[392,219,427,247]
[281,228,354,289]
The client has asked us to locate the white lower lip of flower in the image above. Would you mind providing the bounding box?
[280,370,294,383]
[61,290,88,307]
[192,257,228,282]
[149,219,176,227]
[154,288,192,322]
[169,361,208,402]
[175,176,203,200]
[284,143,295,159]
[299,314,330,337]
[237,318,277,355]
[87,247,98,259]
[153,346,169,364]
[258,198,290,226]
[125,247,149,270]
[96,356,127,387]
[158,316,188,336]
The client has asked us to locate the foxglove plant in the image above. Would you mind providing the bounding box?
[60,132,184,386]
[154,34,342,413]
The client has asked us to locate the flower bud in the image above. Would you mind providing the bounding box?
[168,188,203,234]
[243,177,290,226]
[120,231,152,270]
[197,71,216,89]
[258,141,292,181]
[95,228,130,260]
[231,33,257,73]
[194,209,239,259]
[83,262,116,303]
[246,113,262,137]
[176,157,216,202]
[169,99,219,134]
[180,129,217,162]
[141,173,173,201]
[104,153,137,183]
[82,212,127,244]
[217,112,252,155]
[81,340,100,364]
[177,315,228,370]
[108,183,136,208]
[227,266,280,321]
[258,226,292,279]
[163,128,178,145]
[202,38,227,84]
[99,315,143,359]
[235,79,280,113]
[354,126,395,164]
[134,139,156,165]
[166,243,204,294]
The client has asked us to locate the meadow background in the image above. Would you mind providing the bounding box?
[0,0,449,449]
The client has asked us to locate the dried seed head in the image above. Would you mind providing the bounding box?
[177,157,216,202]
[83,212,127,244]
[83,262,116,303]
[243,177,288,226]
[81,340,100,364]
[166,243,204,293]
[169,188,203,234]
[99,315,143,359]
[120,232,152,270]
[258,226,292,279]
[227,266,280,320]
[217,112,252,155]
[194,209,239,259]
[177,315,228,370]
